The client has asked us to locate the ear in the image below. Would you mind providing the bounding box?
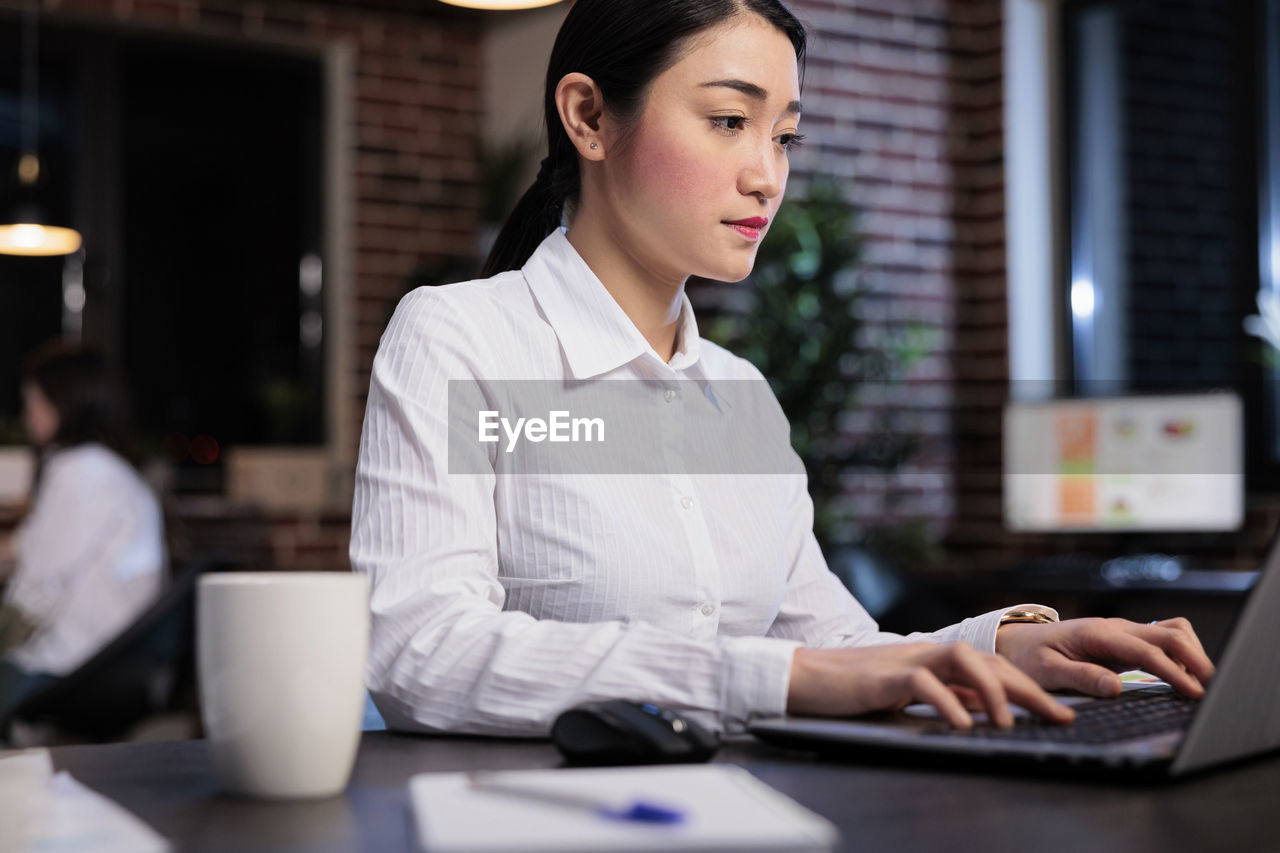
[554,72,607,161]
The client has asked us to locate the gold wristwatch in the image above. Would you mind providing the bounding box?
[999,609,1057,627]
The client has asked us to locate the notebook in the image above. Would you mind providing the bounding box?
[408,763,838,853]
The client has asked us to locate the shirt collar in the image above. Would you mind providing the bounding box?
[523,230,703,379]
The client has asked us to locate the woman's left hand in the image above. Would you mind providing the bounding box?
[995,617,1215,698]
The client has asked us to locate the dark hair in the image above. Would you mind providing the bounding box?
[21,340,139,471]
[481,0,807,277]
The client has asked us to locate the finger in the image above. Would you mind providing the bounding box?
[990,655,1077,724]
[1097,632,1205,697]
[908,667,973,730]
[1145,624,1214,682]
[1139,621,1215,684]
[1037,656,1123,698]
[1155,617,1207,656]
[941,644,1014,728]
[950,684,986,712]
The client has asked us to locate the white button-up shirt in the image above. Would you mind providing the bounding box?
[351,230,1051,736]
[4,444,166,676]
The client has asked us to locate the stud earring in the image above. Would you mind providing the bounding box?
[590,142,599,150]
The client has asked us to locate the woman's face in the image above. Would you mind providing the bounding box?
[600,15,802,284]
[21,381,59,446]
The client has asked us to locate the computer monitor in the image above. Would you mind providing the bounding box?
[1003,393,1244,532]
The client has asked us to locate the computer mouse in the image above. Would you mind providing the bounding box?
[550,699,720,766]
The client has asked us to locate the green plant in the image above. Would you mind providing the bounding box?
[477,135,541,226]
[259,379,313,444]
[705,179,930,555]
[0,412,27,445]
[0,415,26,446]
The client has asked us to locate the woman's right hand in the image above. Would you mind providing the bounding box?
[787,642,1076,729]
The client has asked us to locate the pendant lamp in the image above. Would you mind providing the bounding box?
[0,0,82,257]
[436,0,564,9]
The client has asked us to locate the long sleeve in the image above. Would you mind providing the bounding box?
[351,288,802,737]
[764,411,1056,652]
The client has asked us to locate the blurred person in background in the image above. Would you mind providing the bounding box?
[0,342,167,728]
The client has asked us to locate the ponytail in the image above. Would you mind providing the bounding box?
[480,0,807,278]
[481,154,577,278]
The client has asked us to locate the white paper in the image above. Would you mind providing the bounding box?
[0,750,169,853]
[409,763,838,853]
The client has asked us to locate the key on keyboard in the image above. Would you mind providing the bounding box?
[934,690,1199,745]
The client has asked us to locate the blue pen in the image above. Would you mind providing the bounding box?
[466,773,685,824]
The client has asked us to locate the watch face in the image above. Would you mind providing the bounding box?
[1000,612,1054,625]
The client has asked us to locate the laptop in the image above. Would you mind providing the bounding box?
[749,534,1280,779]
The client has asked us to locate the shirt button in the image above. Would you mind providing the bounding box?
[700,603,716,617]
[664,388,678,403]
[680,495,694,510]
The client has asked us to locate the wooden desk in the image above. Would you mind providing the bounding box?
[42,731,1280,852]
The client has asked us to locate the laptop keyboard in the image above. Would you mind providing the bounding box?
[939,690,1199,746]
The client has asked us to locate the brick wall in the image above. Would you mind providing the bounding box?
[21,0,485,570]
[943,0,1013,573]
[781,0,1009,570]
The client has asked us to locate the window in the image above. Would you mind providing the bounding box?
[1063,0,1260,392]
[0,21,326,470]
[118,39,325,450]
[1061,0,1280,480]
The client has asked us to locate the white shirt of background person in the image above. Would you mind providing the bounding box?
[3,443,167,676]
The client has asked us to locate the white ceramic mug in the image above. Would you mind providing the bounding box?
[197,572,370,799]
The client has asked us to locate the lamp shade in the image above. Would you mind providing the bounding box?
[0,221,83,256]
[436,0,563,8]
[0,154,82,257]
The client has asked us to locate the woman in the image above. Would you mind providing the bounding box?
[351,0,1212,736]
[0,343,167,726]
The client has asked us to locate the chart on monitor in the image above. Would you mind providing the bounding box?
[1003,393,1244,532]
